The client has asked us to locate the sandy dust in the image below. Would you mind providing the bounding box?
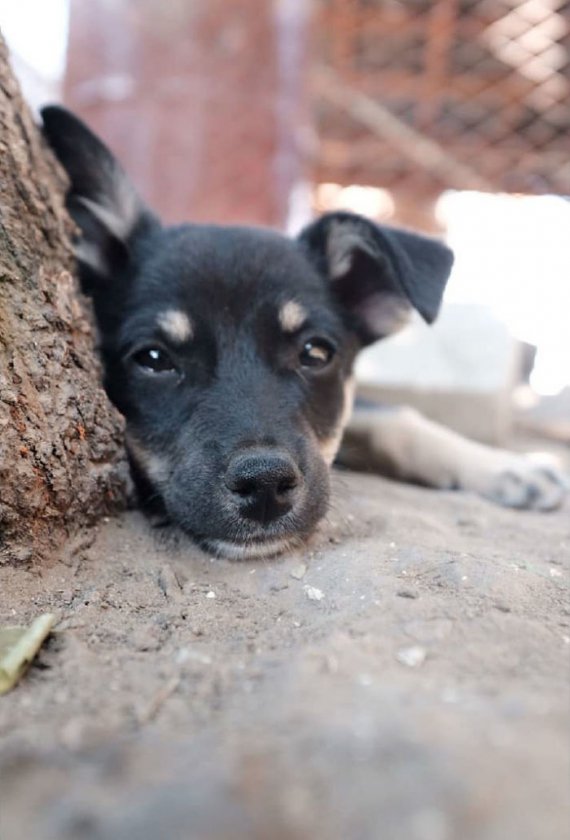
[1,466,569,840]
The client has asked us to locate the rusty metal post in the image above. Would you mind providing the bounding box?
[64,0,311,229]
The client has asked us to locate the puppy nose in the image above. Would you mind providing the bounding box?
[225,448,301,523]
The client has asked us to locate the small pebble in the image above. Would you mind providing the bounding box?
[131,625,161,652]
[304,585,325,601]
[176,647,212,665]
[397,589,419,599]
[290,563,307,580]
[396,645,427,668]
[206,591,216,599]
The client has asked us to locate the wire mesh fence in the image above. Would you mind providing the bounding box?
[35,0,570,230]
[313,0,570,203]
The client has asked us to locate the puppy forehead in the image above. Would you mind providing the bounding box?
[131,225,341,334]
[144,224,323,293]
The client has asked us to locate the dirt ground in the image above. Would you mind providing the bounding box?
[1,461,569,840]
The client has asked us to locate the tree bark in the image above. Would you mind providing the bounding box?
[0,34,126,565]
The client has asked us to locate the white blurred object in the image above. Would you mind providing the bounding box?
[437,191,570,396]
[356,305,518,393]
[0,0,69,81]
[355,305,520,443]
[314,182,395,221]
[0,0,69,109]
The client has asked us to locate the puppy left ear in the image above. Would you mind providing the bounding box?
[298,211,454,345]
[41,105,158,294]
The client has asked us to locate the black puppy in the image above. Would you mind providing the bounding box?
[42,107,567,558]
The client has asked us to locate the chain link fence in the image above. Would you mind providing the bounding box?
[313,0,570,207]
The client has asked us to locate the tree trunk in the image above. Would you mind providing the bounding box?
[0,35,126,565]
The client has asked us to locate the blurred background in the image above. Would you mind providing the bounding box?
[2,0,569,445]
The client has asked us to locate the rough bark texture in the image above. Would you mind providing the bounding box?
[0,35,126,564]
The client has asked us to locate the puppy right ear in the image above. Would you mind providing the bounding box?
[41,105,158,290]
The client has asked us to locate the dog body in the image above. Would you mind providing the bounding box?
[42,107,567,558]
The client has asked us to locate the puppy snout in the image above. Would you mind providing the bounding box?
[225,448,302,523]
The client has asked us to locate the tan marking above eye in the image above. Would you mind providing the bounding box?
[279,300,307,332]
[157,309,193,342]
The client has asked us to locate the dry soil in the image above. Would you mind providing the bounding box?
[1,467,569,840]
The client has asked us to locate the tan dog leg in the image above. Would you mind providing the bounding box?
[340,406,568,511]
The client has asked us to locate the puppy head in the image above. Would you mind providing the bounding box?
[42,106,453,558]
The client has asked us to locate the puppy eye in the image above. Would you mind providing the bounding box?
[299,338,335,369]
[132,347,177,374]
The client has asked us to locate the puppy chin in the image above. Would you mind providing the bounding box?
[201,536,302,560]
